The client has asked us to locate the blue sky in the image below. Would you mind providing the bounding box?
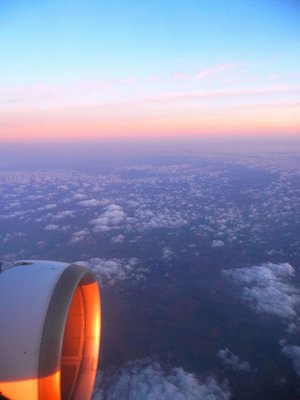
[1,0,299,84]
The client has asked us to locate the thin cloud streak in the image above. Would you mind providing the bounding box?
[0,79,139,107]
[172,62,246,81]
[147,84,300,103]
[193,62,246,80]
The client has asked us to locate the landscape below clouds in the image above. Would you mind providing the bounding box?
[1,143,300,399]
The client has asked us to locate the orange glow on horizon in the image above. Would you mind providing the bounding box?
[0,101,299,142]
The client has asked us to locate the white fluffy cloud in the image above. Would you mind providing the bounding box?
[136,209,187,230]
[69,228,89,244]
[44,223,69,232]
[217,348,252,372]
[92,359,231,400]
[53,210,75,220]
[223,263,300,319]
[212,240,225,248]
[73,193,88,200]
[44,223,60,231]
[162,247,173,260]
[79,199,105,207]
[90,204,126,233]
[111,234,125,243]
[38,203,57,211]
[77,257,142,287]
[281,343,300,377]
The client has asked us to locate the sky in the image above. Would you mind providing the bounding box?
[0,0,299,142]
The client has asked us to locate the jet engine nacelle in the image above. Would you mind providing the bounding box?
[0,260,101,400]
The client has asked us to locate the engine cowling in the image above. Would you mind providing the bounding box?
[0,260,101,400]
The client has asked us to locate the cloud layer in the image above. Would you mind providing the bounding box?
[217,348,252,372]
[92,359,231,400]
[90,204,127,233]
[77,257,142,287]
[281,344,300,377]
[223,263,300,319]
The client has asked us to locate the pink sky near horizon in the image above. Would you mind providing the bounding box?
[0,76,300,141]
[1,98,299,142]
[1,62,299,142]
[1,109,299,142]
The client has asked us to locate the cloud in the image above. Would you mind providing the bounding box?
[90,204,127,232]
[286,322,299,334]
[73,193,88,200]
[172,72,188,81]
[77,257,142,287]
[162,247,173,260]
[0,210,32,219]
[44,223,69,232]
[0,78,135,109]
[69,228,89,244]
[111,234,125,243]
[171,62,245,82]
[44,223,60,231]
[79,199,105,207]
[217,348,252,372]
[147,84,297,103]
[0,83,61,106]
[135,209,187,230]
[212,240,225,248]
[37,203,57,211]
[92,359,231,400]
[281,344,300,377]
[223,263,300,319]
[193,62,245,80]
[53,210,75,220]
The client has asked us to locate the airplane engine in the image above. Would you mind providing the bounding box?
[0,260,101,400]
